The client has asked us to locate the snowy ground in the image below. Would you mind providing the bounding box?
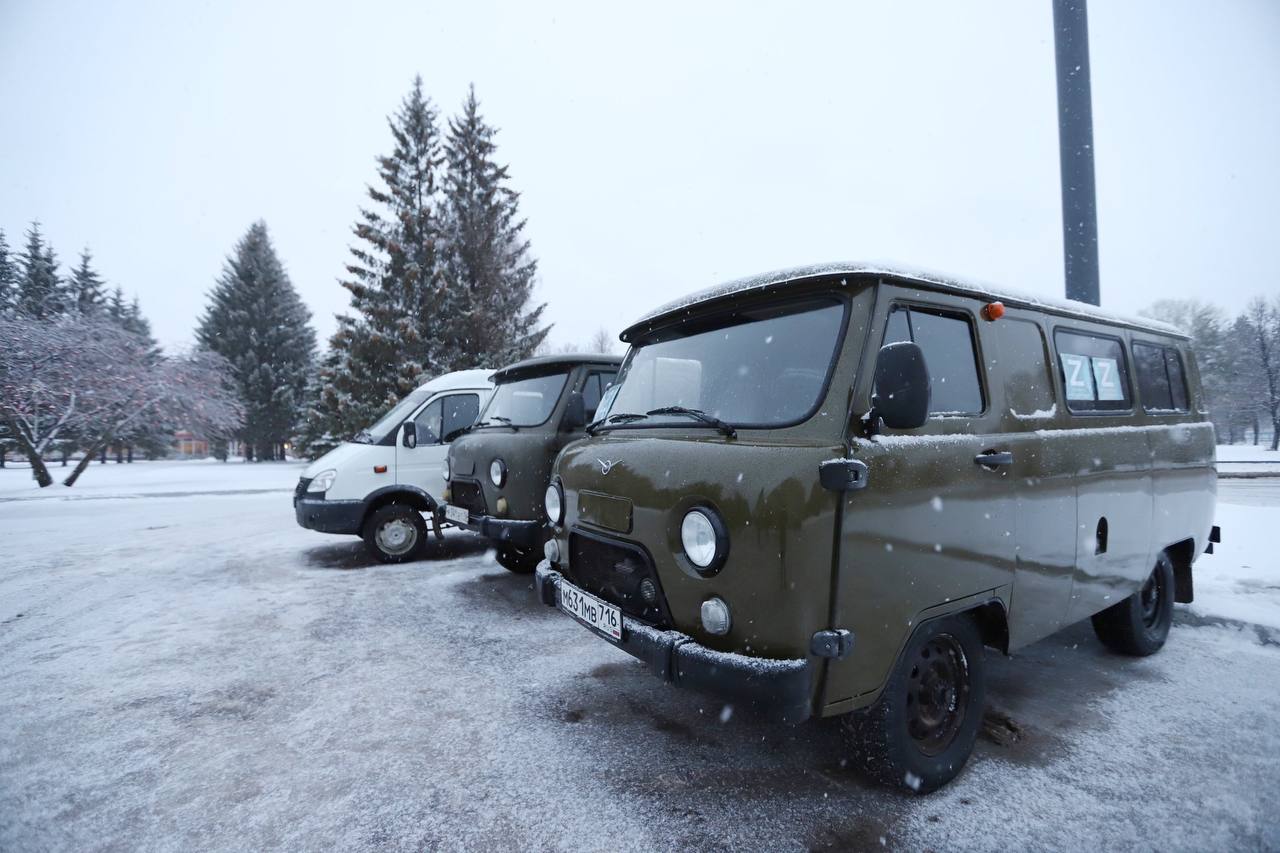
[1217,443,1280,477]
[1,461,1277,851]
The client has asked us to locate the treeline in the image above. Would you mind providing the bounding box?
[1142,297,1280,448]
[0,225,241,486]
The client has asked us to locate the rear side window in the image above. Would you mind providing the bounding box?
[996,319,1056,418]
[884,305,984,415]
[1054,330,1132,412]
[1133,343,1189,412]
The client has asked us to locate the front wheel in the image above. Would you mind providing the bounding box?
[362,504,427,563]
[1091,553,1174,656]
[846,613,985,794]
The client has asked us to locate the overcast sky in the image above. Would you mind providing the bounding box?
[2,1,1277,354]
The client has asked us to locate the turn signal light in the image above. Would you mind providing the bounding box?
[982,301,1005,321]
[373,465,388,474]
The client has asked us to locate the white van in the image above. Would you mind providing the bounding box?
[294,369,494,562]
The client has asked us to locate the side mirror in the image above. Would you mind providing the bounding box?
[402,421,417,449]
[563,390,586,430]
[870,341,930,431]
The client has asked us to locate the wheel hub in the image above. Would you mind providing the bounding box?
[905,634,969,756]
[376,519,417,555]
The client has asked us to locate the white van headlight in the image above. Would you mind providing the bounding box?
[490,458,507,488]
[544,480,564,525]
[308,470,336,493]
[681,508,726,571]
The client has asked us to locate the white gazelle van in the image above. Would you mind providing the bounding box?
[294,369,494,562]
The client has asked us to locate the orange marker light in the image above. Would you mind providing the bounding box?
[982,301,1005,321]
[374,465,388,474]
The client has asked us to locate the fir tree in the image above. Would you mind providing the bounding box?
[439,84,548,367]
[68,249,107,314]
[197,221,317,461]
[301,76,448,451]
[0,229,17,316]
[16,222,64,318]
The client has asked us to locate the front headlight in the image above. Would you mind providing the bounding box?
[308,469,336,493]
[544,480,564,525]
[680,508,726,571]
[490,458,507,488]
[443,457,451,481]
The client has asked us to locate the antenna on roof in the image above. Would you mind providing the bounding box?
[1053,0,1100,307]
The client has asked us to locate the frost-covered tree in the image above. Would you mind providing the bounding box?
[1242,297,1280,450]
[0,229,17,317]
[68,249,107,315]
[0,315,242,487]
[300,76,449,452]
[16,222,64,319]
[439,85,548,368]
[197,221,316,461]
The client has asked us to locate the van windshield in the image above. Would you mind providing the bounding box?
[601,298,846,429]
[354,387,433,444]
[476,370,570,428]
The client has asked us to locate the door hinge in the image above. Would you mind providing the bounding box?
[810,629,855,659]
[819,458,869,492]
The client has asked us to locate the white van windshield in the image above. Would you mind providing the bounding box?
[600,299,846,430]
[475,371,570,428]
[354,387,433,444]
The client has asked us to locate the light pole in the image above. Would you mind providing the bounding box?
[1053,0,1100,306]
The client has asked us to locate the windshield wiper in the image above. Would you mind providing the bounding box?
[646,406,737,438]
[351,429,374,444]
[585,412,647,435]
[470,415,519,432]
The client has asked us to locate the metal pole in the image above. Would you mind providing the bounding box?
[1052,0,1100,306]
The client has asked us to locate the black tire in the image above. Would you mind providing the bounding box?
[845,613,986,794]
[1091,553,1175,656]
[496,545,540,575]
[361,503,427,564]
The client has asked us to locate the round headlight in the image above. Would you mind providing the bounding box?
[700,597,732,635]
[544,481,564,525]
[489,458,507,488]
[681,509,720,568]
[442,457,451,481]
[308,469,336,493]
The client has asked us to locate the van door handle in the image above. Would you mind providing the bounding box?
[974,450,1014,469]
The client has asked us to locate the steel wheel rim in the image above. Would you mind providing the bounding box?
[1140,569,1162,629]
[376,518,417,556]
[905,634,969,757]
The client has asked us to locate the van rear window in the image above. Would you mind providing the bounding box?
[1133,343,1189,412]
[1054,330,1132,413]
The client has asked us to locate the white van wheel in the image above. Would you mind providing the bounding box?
[362,504,426,563]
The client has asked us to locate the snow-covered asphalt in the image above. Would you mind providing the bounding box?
[1,462,1277,851]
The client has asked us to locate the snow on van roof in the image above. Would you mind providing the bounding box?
[417,368,494,393]
[621,262,1186,341]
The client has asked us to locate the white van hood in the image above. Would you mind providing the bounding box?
[302,442,379,478]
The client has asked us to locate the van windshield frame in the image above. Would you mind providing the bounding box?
[597,295,850,432]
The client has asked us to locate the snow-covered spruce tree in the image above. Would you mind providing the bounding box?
[300,76,449,454]
[68,249,107,315]
[0,229,17,316]
[197,221,316,461]
[438,85,548,368]
[16,222,65,319]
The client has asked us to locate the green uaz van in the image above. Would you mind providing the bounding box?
[534,264,1218,793]
[438,354,620,573]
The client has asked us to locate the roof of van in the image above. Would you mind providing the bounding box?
[417,368,495,393]
[490,353,623,382]
[621,262,1187,341]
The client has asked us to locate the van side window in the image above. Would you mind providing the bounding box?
[581,371,617,420]
[884,305,984,415]
[414,399,443,444]
[997,319,1056,418]
[441,393,480,441]
[1133,343,1189,412]
[1054,330,1132,413]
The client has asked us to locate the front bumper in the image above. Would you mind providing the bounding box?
[535,563,813,723]
[294,496,364,535]
[440,505,543,548]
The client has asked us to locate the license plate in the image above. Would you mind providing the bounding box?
[443,504,470,524]
[558,581,622,642]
